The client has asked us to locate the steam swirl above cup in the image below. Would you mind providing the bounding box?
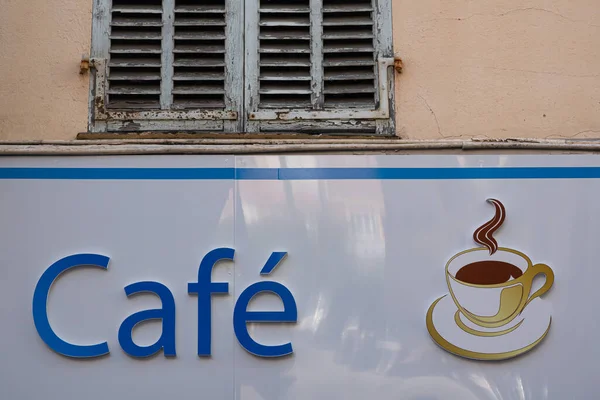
[473,199,506,255]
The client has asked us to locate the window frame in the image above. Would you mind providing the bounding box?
[89,0,394,135]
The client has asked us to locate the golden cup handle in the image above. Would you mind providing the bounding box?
[524,263,554,308]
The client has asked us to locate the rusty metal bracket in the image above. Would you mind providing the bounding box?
[394,56,404,73]
[80,54,91,74]
[91,58,238,121]
[249,58,396,121]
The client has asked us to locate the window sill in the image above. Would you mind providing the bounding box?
[1,139,599,156]
[77,132,397,141]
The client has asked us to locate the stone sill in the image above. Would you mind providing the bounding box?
[76,132,398,141]
[2,138,600,155]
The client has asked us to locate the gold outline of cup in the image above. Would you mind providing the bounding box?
[446,247,554,330]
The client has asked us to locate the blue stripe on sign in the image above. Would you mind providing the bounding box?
[0,168,235,180]
[235,168,279,180]
[1,167,600,180]
[272,167,600,180]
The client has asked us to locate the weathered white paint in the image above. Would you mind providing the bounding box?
[91,59,238,123]
[310,0,324,110]
[250,58,395,121]
[224,0,245,133]
[160,0,175,110]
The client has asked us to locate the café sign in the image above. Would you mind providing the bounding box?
[3,154,597,399]
[31,199,553,362]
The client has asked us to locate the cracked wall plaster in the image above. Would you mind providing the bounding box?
[0,0,598,140]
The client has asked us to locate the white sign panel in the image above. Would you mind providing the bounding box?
[1,154,599,399]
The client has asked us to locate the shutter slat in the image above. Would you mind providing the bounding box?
[259,5,310,13]
[110,32,162,40]
[111,19,163,27]
[322,18,373,26]
[174,6,225,13]
[323,5,373,12]
[173,59,226,67]
[323,84,376,94]
[174,32,226,40]
[108,88,161,95]
[324,71,375,80]
[322,32,373,39]
[109,58,162,67]
[260,61,311,67]
[260,69,311,81]
[259,89,312,95]
[260,33,311,40]
[260,46,310,54]
[323,44,374,53]
[173,72,225,80]
[260,76,311,81]
[110,43,161,54]
[174,18,227,26]
[172,86,225,95]
[112,5,163,14]
[174,45,225,53]
[108,98,161,109]
[322,0,377,109]
[259,17,310,26]
[259,21,311,27]
[173,0,226,110]
[259,97,312,108]
[323,60,374,67]
[109,70,162,80]
[110,49,162,54]
[173,98,225,109]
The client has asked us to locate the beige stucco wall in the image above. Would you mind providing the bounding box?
[0,0,92,140]
[394,0,600,140]
[0,0,598,140]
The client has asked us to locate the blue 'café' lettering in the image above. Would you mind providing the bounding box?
[233,250,297,357]
[187,247,233,357]
[233,281,297,357]
[118,281,177,358]
[32,249,297,360]
[32,253,110,358]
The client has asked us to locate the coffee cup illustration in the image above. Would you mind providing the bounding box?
[427,199,555,360]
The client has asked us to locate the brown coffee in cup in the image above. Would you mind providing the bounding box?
[456,260,523,285]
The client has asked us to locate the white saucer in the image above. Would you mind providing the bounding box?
[426,294,552,360]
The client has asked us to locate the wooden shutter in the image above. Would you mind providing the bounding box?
[246,0,395,135]
[90,0,243,133]
[91,0,392,134]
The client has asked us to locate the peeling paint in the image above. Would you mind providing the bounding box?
[251,59,395,121]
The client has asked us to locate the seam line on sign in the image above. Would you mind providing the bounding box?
[232,157,237,399]
[4,167,600,180]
